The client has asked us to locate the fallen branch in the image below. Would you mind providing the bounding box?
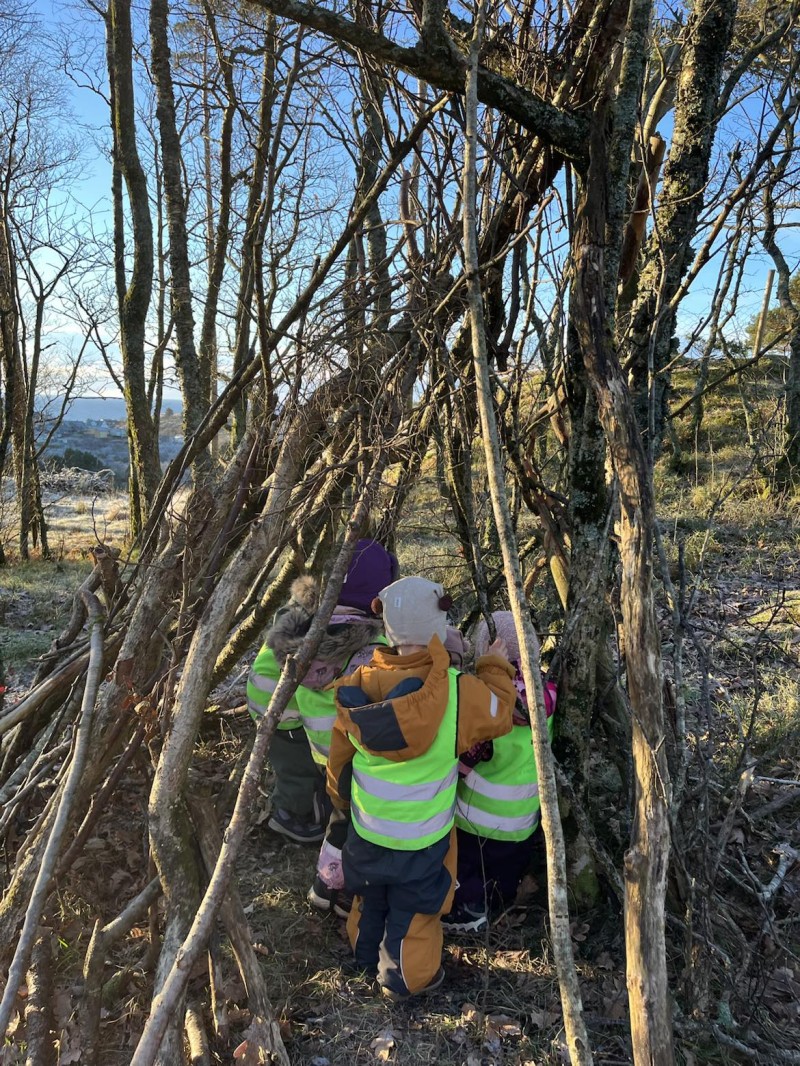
[0,591,106,1036]
[24,927,56,1066]
[677,1015,800,1065]
[185,1000,211,1066]
[750,789,800,823]
[741,841,798,905]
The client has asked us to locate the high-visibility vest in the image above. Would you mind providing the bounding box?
[247,646,301,731]
[455,713,554,842]
[349,668,460,851]
[297,637,389,766]
[248,637,388,750]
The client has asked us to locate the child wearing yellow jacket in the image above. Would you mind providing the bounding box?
[326,577,516,1000]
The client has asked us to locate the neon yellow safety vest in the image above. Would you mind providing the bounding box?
[247,646,301,731]
[349,668,460,851]
[455,715,554,842]
[297,637,389,766]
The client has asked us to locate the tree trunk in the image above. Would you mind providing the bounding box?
[150,0,208,455]
[107,0,160,533]
[0,212,31,558]
[557,317,611,798]
[625,0,738,451]
[573,112,675,1066]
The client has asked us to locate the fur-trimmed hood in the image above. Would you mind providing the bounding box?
[267,576,382,667]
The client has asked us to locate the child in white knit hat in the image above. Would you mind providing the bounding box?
[327,577,516,998]
[444,610,556,934]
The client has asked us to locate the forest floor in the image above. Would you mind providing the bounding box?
[2,479,799,1065]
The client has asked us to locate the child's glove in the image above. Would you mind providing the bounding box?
[458,739,494,776]
[316,840,345,890]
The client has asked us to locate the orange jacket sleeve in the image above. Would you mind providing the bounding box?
[326,717,356,810]
[455,653,515,754]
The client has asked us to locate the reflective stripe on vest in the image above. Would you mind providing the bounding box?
[296,685,338,764]
[350,668,460,851]
[297,637,389,765]
[455,724,542,841]
[353,763,458,803]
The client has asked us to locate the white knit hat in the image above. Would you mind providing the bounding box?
[377,576,450,647]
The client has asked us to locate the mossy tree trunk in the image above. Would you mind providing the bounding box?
[572,46,675,1064]
[625,0,738,451]
[107,0,161,535]
[149,0,209,462]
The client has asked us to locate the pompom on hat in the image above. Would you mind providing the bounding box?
[337,539,399,614]
[375,576,452,647]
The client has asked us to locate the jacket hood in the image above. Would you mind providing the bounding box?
[335,635,453,763]
[267,576,382,666]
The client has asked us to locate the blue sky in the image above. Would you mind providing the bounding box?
[25,0,800,406]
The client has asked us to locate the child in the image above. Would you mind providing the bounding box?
[445,610,556,933]
[308,621,473,917]
[247,539,397,843]
[326,576,516,1000]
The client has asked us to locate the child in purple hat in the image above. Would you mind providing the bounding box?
[247,539,398,855]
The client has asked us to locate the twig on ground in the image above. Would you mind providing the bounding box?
[676,1012,800,1065]
[740,841,798,905]
[185,1000,211,1066]
[750,789,800,822]
[0,590,105,1037]
[80,877,162,1066]
[709,765,755,884]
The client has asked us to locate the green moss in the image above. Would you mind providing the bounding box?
[569,847,602,909]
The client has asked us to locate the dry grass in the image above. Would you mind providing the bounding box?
[0,486,132,561]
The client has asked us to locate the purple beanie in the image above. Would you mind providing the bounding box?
[338,539,399,614]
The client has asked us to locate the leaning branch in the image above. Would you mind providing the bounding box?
[462,11,592,1065]
[246,0,589,166]
[130,456,391,1066]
